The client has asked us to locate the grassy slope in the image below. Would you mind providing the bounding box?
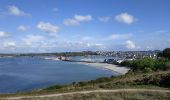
[42,70,170,91]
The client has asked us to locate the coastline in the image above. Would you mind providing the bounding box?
[77,62,130,75]
[44,57,59,60]
[43,57,130,75]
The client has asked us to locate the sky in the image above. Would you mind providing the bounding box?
[0,0,170,53]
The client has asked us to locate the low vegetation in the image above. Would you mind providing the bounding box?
[22,91,170,100]
[120,48,170,72]
[43,71,170,92]
[159,48,170,60]
[120,57,170,72]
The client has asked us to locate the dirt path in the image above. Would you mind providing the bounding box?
[2,89,170,100]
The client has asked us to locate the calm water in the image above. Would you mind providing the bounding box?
[0,57,119,93]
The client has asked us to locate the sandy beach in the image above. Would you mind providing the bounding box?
[44,57,59,60]
[44,57,130,75]
[78,62,130,75]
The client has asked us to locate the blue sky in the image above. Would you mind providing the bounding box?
[0,0,170,53]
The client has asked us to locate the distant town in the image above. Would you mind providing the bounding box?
[0,50,161,65]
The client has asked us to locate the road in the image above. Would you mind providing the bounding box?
[2,89,170,100]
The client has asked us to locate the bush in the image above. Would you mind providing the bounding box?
[144,67,153,73]
[160,74,170,87]
[120,60,133,67]
[95,77,112,83]
[120,57,170,72]
[44,85,63,90]
[156,58,170,70]
[130,57,156,72]
[162,48,170,59]
[162,62,170,70]
[78,81,88,86]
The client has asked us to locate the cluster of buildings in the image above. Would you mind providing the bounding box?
[96,50,159,59]
[96,50,160,64]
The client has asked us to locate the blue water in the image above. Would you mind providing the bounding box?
[0,57,119,93]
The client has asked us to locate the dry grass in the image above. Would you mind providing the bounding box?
[21,91,170,100]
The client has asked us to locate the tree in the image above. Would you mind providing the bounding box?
[162,48,170,59]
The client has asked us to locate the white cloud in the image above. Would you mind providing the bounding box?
[90,43,105,49]
[37,22,59,35]
[81,36,93,41]
[74,14,92,22]
[98,16,111,22]
[22,35,44,46]
[108,34,132,40]
[126,40,136,49]
[18,25,28,31]
[64,18,79,26]
[0,31,9,38]
[7,5,31,16]
[115,13,136,24]
[60,41,105,50]
[0,40,16,50]
[63,14,92,26]
[3,41,16,48]
[146,46,153,50]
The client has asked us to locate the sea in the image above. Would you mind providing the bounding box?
[0,56,119,93]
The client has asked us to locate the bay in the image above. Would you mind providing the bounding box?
[0,57,119,93]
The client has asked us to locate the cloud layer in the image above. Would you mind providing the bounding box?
[115,13,136,24]
[7,5,31,16]
[126,40,136,49]
[0,31,9,38]
[37,22,59,35]
[64,14,92,26]
[18,25,29,31]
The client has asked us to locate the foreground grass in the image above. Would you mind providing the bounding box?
[20,91,170,100]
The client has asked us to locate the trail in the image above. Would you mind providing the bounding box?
[2,89,170,99]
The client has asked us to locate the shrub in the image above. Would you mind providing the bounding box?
[162,48,170,59]
[144,67,153,73]
[156,58,170,70]
[160,73,170,87]
[120,57,170,72]
[44,85,63,90]
[164,62,170,69]
[120,60,133,67]
[78,81,88,86]
[130,57,156,72]
[95,77,111,83]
